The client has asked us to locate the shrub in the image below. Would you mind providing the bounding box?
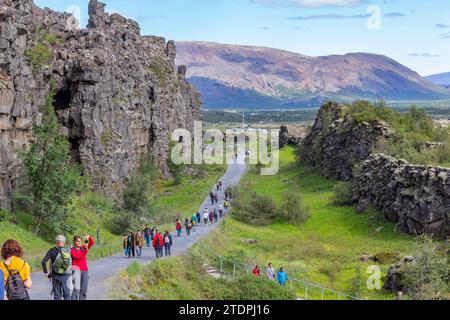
[330,182,354,206]
[232,186,277,226]
[25,42,53,73]
[400,235,449,300]
[279,190,310,225]
[228,275,297,300]
[0,210,13,222]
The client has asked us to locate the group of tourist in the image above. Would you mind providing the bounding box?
[1,234,94,300]
[252,263,289,287]
[0,182,234,301]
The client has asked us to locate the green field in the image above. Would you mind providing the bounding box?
[200,146,418,300]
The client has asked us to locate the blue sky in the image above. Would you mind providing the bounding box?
[35,0,450,76]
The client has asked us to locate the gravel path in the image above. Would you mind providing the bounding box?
[28,155,247,300]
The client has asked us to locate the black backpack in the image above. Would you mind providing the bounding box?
[3,261,28,300]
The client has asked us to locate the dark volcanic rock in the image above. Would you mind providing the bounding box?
[354,154,450,236]
[300,102,391,181]
[0,0,202,209]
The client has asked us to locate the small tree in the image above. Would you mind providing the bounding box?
[279,190,310,225]
[19,83,82,235]
[401,235,449,300]
[348,266,364,299]
[330,182,354,206]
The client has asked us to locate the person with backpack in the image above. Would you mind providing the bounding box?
[127,232,135,259]
[276,266,289,287]
[42,235,72,300]
[176,219,183,237]
[224,200,229,213]
[70,235,94,300]
[213,209,218,223]
[191,213,198,232]
[163,231,173,257]
[135,230,144,258]
[266,263,275,281]
[185,218,192,236]
[219,180,223,190]
[152,231,163,259]
[196,212,201,226]
[1,240,32,300]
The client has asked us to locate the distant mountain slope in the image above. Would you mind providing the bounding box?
[175,41,449,109]
[426,72,450,88]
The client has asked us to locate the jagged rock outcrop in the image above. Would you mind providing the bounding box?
[0,0,202,209]
[354,154,450,236]
[300,102,391,181]
[279,125,307,148]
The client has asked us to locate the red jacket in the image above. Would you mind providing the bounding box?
[152,234,164,248]
[252,268,260,276]
[71,236,94,271]
[176,222,182,230]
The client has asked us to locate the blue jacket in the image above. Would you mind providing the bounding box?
[0,269,4,300]
[277,271,288,284]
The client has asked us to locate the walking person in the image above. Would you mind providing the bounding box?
[185,218,192,236]
[219,180,223,190]
[252,265,261,277]
[196,212,201,226]
[42,235,72,300]
[144,225,152,247]
[214,193,219,205]
[163,231,173,257]
[191,213,198,232]
[135,230,144,258]
[266,263,275,281]
[209,210,214,225]
[152,231,163,259]
[176,219,182,237]
[203,210,209,226]
[123,234,129,258]
[224,200,229,213]
[213,209,218,223]
[218,204,224,218]
[127,232,135,258]
[70,235,94,300]
[209,191,215,205]
[1,240,32,300]
[276,267,289,287]
[216,181,220,191]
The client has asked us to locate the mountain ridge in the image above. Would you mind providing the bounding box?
[176,41,449,109]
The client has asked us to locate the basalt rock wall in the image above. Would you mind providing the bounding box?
[354,154,450,236]
[0,0,202,209]
[301,103,449,236]
[300,102,391,181]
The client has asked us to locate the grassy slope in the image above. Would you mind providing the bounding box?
[202,146,417,300]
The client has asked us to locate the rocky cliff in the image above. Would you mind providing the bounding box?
[300,102,391,181]
[0,0,202,209]
[354,154,450,236]
[301,103,449,236]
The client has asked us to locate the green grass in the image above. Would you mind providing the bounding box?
[153,164,226,223]
[200,146,419,300]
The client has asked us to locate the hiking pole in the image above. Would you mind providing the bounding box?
[97,227,101,246]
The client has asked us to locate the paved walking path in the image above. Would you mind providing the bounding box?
[29,153,247,300]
